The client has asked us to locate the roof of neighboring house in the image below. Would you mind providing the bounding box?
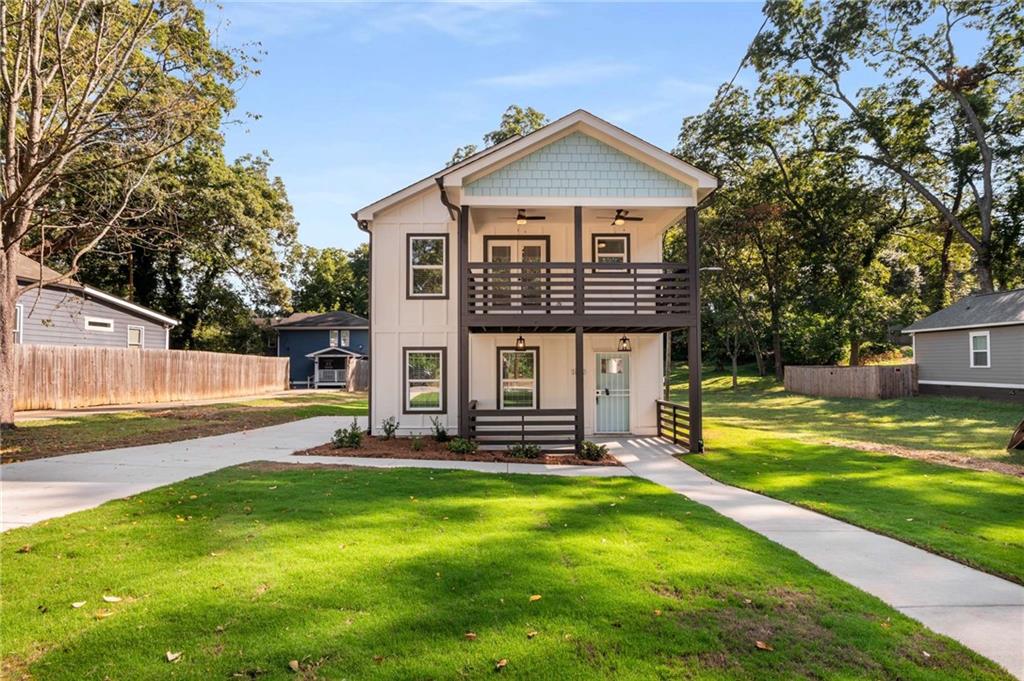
[272,310,368,330]
[904,288,1024,333]
[353,109,719,223]
[16,253,179,326]
[305,346,366,359]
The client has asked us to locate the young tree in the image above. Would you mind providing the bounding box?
[1,0,241,426]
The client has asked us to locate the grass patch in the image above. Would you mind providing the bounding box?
[1,465,1011,680]
[669,366,1024,583]
[681,367,1020,463]
[1,392,368,463]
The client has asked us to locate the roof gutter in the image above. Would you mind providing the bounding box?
[351,212,370,232]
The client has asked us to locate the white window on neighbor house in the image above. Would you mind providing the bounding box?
[969,330,990,368]
[499,348,538,410]
[13,303,23,343]
[404,348,445,413]
[330,329,350,348]
[127,325,144,348]
[408,235,448,298]
[84,316,114,332]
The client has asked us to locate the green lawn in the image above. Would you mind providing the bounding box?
[2,392,368,463]
[670,367,1024,584]
[687,369,1020,463]
[1,465,1010,680]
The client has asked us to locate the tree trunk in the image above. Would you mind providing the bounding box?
[0,246,19,428]
[975,245,995,294]
[849,335,861,367]
[731,350,739,388]
[769,301,784,382]
[935,224,954,312]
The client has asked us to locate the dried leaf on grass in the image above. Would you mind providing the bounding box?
[71,601,86,609]
[166,651,183,663]
[102,595,122,603]
[526,630,538,639]
[754,640,774,651]
[464,632,477,640]
[529,594,542,602]
[16,544,32,554]
[495,658,508,670]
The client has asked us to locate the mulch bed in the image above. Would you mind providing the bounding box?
[294,436,621,467]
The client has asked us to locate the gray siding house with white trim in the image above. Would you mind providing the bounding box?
[14,254,178,350]
[904,289,1024,402]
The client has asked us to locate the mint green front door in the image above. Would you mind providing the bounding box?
[595,353,630,433]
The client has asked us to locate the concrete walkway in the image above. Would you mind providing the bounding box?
[1,421,1020,676]
[604,436,1024,679]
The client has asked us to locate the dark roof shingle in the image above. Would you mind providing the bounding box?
[904,288,1024,332]
[272,310,368,329]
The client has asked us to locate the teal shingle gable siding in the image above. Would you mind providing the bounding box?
[464,132,693,198]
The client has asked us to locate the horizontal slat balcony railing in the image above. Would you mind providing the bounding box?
[465,262,691,321]
[468,404,577,447]
[656,399,690,449]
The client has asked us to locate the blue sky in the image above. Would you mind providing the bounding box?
[208,2,767,250]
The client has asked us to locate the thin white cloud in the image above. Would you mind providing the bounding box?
[477,59,638,88]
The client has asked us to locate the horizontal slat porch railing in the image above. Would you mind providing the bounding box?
[656,399,690,449]
[468,403,577,447]
[465,262,690,320]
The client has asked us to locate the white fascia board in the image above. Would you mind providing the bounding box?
[902,320,1024,334]
[83,286,179,326]
[919,379,1024,389]
[464,195,696,208]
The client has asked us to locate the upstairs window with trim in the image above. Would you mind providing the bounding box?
[85,316,114,332]
[499,348,537,409]
[593,235,630,263]
[127,325,144,348]
[407,234,448,298]
[329,330,350,347]
[404,348,446,413]
[970,331,990,368]
[13,303,23,343]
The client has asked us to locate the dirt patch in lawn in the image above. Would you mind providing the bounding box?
[295,436,621,466]
[830,439,1024,478]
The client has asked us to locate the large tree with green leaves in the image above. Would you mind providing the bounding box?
[749,0,1024,292]
[1,0,246,426]
[289,243,368,317]
[447,105,548,166]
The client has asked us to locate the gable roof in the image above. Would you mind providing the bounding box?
[305,346,366,359]
[904,288,1024,333]
[16,253,178,326]
[353,109,718,222]
[272,310,368,329]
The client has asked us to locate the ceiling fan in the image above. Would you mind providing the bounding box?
[596,209,643,226]
[507,209,545,225]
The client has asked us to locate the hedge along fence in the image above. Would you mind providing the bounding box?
[14,345,289,411]
[784,364,918,400]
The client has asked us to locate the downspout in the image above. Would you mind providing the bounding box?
[434,177,461,221]
[350,212,372,431]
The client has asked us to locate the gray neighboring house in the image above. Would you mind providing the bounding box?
[904,288,1024,402]
[14,254,178,350]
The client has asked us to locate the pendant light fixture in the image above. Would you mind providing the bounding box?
[515,335,527,351]
[618,335,632,352]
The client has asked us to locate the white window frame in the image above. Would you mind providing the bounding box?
[407,234,448,298]
[403,348,446,414]
[329,330,339,347]
[329,329,350,348]
[594,235,630,263]
[84,316,114,333]
[13,303,23,343]
[127,325,145,348]
[969,330,990,368]
[499,348,538,410]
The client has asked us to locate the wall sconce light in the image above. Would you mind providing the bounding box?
[618,335,632,352]
[515,335,527,351]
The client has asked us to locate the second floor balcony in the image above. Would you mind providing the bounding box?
[463,260,692,330]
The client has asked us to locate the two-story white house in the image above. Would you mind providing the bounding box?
[352,110,717,452]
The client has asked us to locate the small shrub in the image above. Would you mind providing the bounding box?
[380,416,399,440]
[332,419,364,449]
[577,440,607,461]
[507,442,542,459]
[429,416,450,443]
[410,436,425,452]
[447,438,478,455]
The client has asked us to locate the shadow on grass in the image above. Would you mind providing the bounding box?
[2,466,1011,680]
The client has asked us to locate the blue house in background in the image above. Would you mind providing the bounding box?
[272,311,368,388]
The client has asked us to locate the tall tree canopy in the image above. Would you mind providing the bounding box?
[447,105,548,166]
[289,243,369,317]
[1,0,246,426]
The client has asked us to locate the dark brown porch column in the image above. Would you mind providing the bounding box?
[686,207,703,452]
[458,204,470,438]
[575,326,584,449]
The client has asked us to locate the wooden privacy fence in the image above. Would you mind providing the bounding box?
[346,358,369,392]
[14,345,289,411]
[784,365,918,400]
